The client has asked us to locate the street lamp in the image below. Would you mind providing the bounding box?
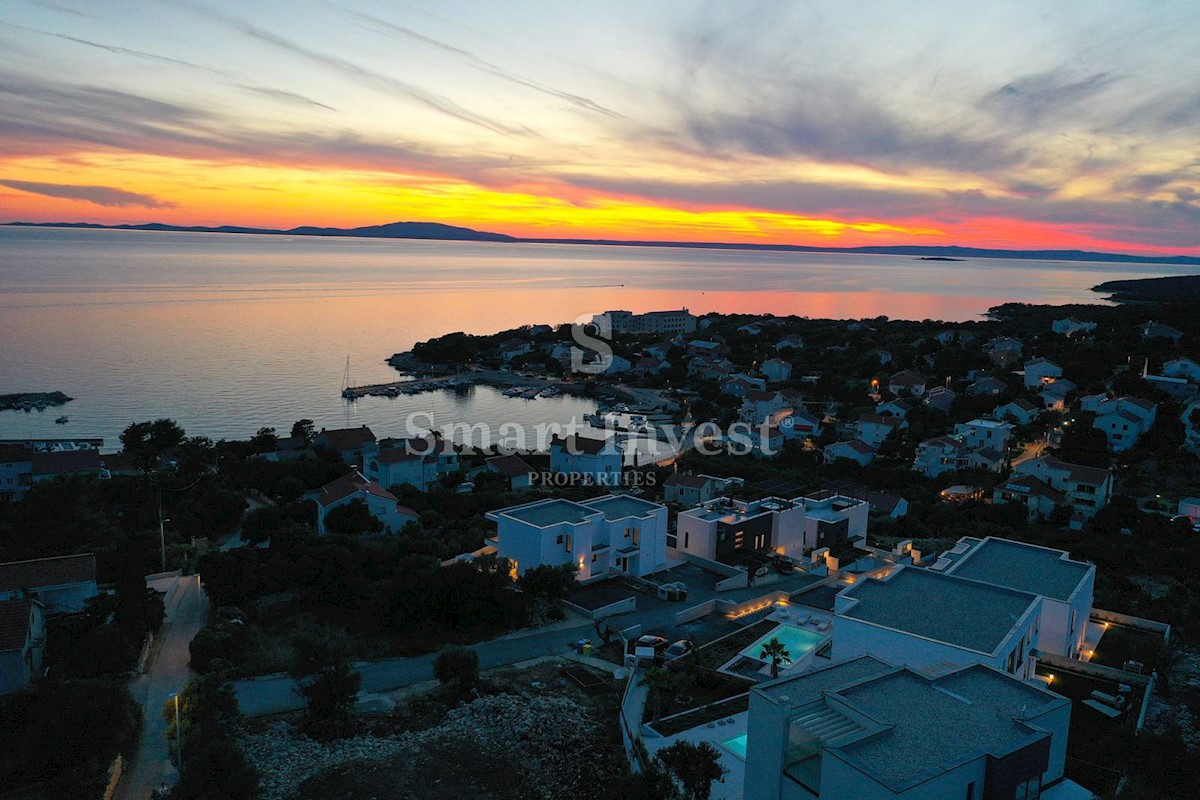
[171,692,183,769]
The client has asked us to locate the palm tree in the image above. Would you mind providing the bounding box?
[638,665,676,722]
[760,636,792,678]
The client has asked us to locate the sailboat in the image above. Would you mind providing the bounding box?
[341,355,357,399]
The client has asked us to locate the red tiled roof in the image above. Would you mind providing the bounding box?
[316,471,403,508]
[0,598,37,651]
[744,390,777,402]
[664,473,709,489]
[1004,475,1065,503]
[1040,457,1109,486]
[552,434,615,455]
[0,554,96,594]
[889,370,925,385]
[0,444,32,463]
[486,454,535,478]
[31,449,101,476]
[316,426,376,451]
[858,414,900,427]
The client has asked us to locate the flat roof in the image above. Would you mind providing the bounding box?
[499,498,598,527]
[831,665,1062,791]
[839,567,1038,654]
[754,654,891,703]
[581,494,662,521]
[946,538,1091,602]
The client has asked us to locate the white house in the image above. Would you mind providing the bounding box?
[833,566,1043,680]
[315,471,418,535]
[675,492,869,563]
[314,426,377,466]
[1091,397,1157,451]
[485,454,537,491]
[924,386,957,413]
[497,337,533,361]
[761,358,792,383]
[0,554,98,615]
[0,598,45,696]
[1039,379,1077,411]
[912,436,1004,477]
[1023,358,1064,389]
[549,435,623,485]
[595,309,696,335]
[0,444,33,502]
[874,398,912,419]
[1141,320,1183,342]
[853,414,902,448]
[1052,317,1097,337]
[995,398,1039,425]
[823,440,876,467]
[778,408,823,439]
[364,447,439,493]
[486,495,668,580]
[887,370,926,396]
[1163,357,1200,382]
[938,537,1096,660]
[662,473,737,506]
[744,657,1072,800]
[967,375,1008,396]
[722,373,768,397]
[985,336,1024,366]
[775,334,805,352]
[739,390,788,425]
[634,356,670,376]
[953,418,1014,452]
[996,456,1112,522]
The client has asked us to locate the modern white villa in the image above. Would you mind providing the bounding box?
[743,657,1072,800]
[674,493,868,564]
[1023,358,1064,389]
[934,537,1095,660]
[953,418,1014,452]
[833,566,1043,680]
[486,494,668,580]
[1087,397,1157,452]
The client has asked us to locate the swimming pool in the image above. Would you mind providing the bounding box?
[742,624,825,663]
[722,733,748,759]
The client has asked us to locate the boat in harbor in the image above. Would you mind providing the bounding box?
[55,416,69,424]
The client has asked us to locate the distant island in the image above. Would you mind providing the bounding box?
[1092,274,1200,303]
[1,390,72,412]
[6,220,1200,266]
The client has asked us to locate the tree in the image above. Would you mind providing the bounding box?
[434,645,480,698]
[290,636,362,740]
[639,665,692,723]
[120,418,186,470]
[657,740,727,800]
[323,498,383,536]
[759,637,792,679]
[291,418,316,444]
[519,562,578,617]
[250,426,278,453]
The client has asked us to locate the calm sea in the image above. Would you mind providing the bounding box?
[0,226,1190,448]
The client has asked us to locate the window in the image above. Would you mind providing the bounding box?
[684,531,689,548]
[666,533,677,548]
[556,534,563,545]
[1015,775,1042,800]
[965,782,975,800]
[591,554,597,563]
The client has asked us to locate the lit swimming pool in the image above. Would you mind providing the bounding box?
[722,733,748,759]
[742,624,825,662]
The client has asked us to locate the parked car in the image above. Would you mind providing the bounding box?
[664,640,695,660]
[635,634,669,650]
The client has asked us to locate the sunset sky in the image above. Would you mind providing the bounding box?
[1,0,1198,254]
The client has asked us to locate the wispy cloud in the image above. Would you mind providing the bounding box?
[171,2,527,137]
[350,11,625,119]
[0,179,175,208]
[1,21,212,70]
[237,85,337,112]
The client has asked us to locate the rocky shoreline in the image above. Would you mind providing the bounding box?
[0,391,73,412]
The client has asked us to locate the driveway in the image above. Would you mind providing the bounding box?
[117,575,209,800]
[233,618,593,717]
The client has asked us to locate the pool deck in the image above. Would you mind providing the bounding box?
[645,709,748,800]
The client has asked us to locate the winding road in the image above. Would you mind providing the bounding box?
[116,575,209,800]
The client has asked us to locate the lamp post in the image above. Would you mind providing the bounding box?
[158,487,167,573]
[172,692,183,769]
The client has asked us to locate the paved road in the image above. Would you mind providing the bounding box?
[117,575,209,800]
[234,618,593,717]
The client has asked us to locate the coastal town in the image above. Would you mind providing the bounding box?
[2,287,1198,800]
